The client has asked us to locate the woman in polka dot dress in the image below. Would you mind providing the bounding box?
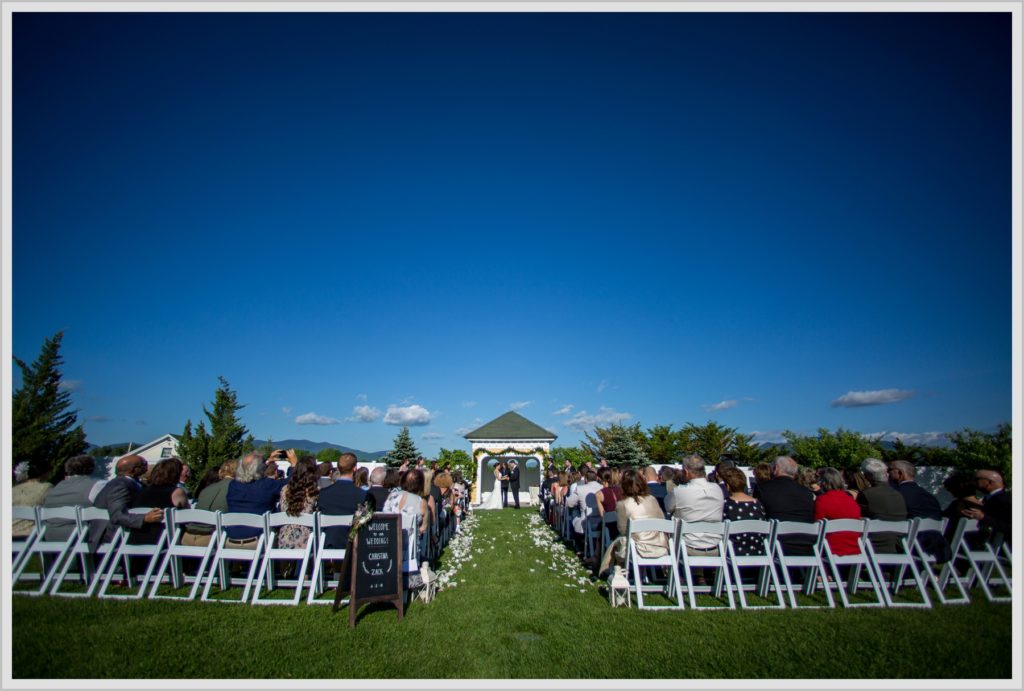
[720,467,767,556]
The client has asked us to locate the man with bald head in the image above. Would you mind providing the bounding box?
[88,454,163,553]
[888,459,949,561]
[756,456,816,556]
[963,469,1012,545]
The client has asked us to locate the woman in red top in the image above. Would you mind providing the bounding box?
[814,467,862,555]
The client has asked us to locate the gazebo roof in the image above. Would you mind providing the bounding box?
[463,411,557,441]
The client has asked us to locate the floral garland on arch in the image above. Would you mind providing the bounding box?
[472,446,549,461]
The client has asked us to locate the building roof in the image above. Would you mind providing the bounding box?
[463,411,557,441]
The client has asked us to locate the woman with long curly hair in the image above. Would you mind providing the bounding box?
[277,456,319,550]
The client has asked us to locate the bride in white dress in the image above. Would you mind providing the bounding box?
[477,463,506,510]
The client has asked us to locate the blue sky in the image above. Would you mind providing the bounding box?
[11,11,1013,455]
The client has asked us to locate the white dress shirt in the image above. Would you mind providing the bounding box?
[666,477,724,549]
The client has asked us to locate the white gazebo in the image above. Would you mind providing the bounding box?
[463,411,556,506]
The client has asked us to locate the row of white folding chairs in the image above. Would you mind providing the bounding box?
[10,506,398,606]
[620,516,1010,611]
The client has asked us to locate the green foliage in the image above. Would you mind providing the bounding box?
[947,423,1012,484]
[89,443,134,458]
[12,331,88,481]
[682,420,738,464]
[599,424,649,467]
[437,448,474,480]
[256,438,275,459]
[548,446,593,470]
[177,377,253,490]
[581,423,646,463]
[730,432,776,465]
[644,424,683,464]
[316,448,342,464]
[782,427,883,470]
[384,426,419,467]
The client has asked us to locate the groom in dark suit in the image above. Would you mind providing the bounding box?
[499,463,510,508]
[508,461,521,509]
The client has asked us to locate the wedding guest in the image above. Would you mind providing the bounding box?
[193,466,222,499]
[797,467,822,496]
[720,466,766,556]
[41,455,104,542]
[130,457,189,544]
[941,472,980,544]
[367,467,389,509]
[644,466,667,513]
[13,466,53,537]
[317,461,334,489]
[750,463,772,499]
[353,467,370,491]
[889,460,950,561]
[856,458,908,554]
[598,469,668,577]
[183,460,236,547]
[963,469,1012,545]
[658,465,678,496]
[277,456,319,550]
[666,455,724,560]
[814,467,862,556]
[226,452,293,548]
[757,456,816,555]
[89,455,163,553]
[383,469,428,537]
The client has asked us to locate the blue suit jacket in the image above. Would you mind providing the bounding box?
[317,479,368,548]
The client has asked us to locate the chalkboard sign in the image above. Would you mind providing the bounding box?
[343,513,403,628]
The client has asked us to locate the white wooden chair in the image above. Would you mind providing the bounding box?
[11,507,40,577]
[911,517,969,605]
[675,520,734,610]
[624,517,683,610]
[50,507,123,598]
[149,508,220,601]
[201,512,267,604]
[97,507,170,599]
[725,519,785,610]
[12,506,80,596]
[307,513,353,605]
[252,512,317,606]
[949,518,1011,603]
[771,520,834,609]
[819,518,885,608]
[863,519,931,608]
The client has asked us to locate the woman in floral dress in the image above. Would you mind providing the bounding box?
[277,456,319,550]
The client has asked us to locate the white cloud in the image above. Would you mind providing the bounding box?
[461,400,478,408]
[356,393,368,402]
[295,412,341,425]
[456,418,484,436]
[421,432,444,440]
[565,406,632,432]
[510,400,532,411]
[702,399,738,412]
[281,406,292,415]
[59,379,82,391]
[553,404,574,416]
[347,405,382,423]
[832,389,915,408]
[597,379,609,393]
[384,404,433,426]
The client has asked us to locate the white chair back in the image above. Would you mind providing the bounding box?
[148,508,220,601]
[307,513,353,605]
[201,511,268,604]
[253,512,318,606]
[724,519,784,609]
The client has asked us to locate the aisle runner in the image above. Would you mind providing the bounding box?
[432,510,596,596]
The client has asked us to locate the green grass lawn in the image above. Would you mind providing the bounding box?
[11,509,1013,679]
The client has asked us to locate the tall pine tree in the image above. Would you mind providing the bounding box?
[385,426,419,467]
[12,331,87,480]
[177,376,254,489]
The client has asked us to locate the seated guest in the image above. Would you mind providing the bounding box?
[843,470,869,500]
[367,467,389,509]
[89,455,163,553]
[710,459,738,497]
[889,460,950,561]
[383,469,428,537]
[856,457,908,554]
[644,466,667,513]
[42,455,104,542]
[277,456,319,550]
[595,468,623,515]
[12,466,54,538]
[757,456,816,555]
[750,463,772,499]
[183,460,237,547]
[317,452,367,548]
[598,469,668,577]
[130,457,189,544]
[941,472,981,545]
[354,466,370,492]
[193,466,222,499]
[552,471,570,505]
[814,467,862,556]
[316,461,334,489]
[566,469,603,538]
[225,452,293,548]
[962,469,1012,545]
[666,455,724,556]
[658,465,678,496]
[177,464,194,503]
[797,467,822,496]
[720,466,766,556]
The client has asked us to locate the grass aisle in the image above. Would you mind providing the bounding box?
[11,508,1013,679]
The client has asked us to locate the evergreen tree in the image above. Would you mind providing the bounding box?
[601,424,650,467]
[385,426,419,467]
[12,331,88,480]
[177,376,254,489]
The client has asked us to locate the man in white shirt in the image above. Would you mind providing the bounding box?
[566,469,603,536]
[666,454,724,556]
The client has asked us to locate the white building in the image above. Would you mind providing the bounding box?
[464,411,557,506]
